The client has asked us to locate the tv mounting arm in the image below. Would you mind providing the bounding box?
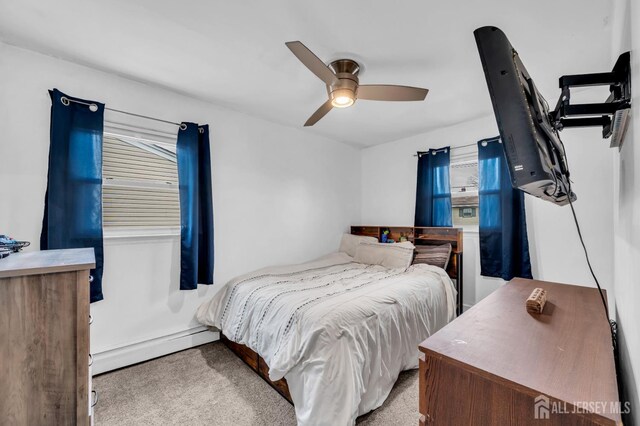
[550,52,631,148]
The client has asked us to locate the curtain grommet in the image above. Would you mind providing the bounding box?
[198,127,204,134]
[179,124,187,131]
[481,141,488,147]
[431,151,436,156]
[89,104,98,112]
[61,97,70,106]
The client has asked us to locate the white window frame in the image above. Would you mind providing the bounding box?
[450,147,479,231]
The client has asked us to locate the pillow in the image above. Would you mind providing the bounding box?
[354,241,415,269]
[412,243,452,270]
[339,234,378,257]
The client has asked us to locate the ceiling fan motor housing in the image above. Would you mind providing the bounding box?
[328,59,360,104]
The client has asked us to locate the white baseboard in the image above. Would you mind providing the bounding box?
[92,326,219,375]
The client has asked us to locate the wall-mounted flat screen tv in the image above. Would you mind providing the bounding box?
[474,26,576,205]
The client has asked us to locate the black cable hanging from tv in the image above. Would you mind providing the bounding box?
[560,173,621,401]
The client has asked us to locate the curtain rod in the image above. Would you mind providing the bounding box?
[414,137,500,157]
[60,96,187,130]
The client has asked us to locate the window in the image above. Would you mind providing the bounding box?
[102,133,180,232]
[450,158,479,227]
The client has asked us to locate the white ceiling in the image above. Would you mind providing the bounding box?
[0,0,614,147]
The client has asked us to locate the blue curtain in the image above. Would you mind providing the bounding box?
[41,89,105,302]
[478,137,532,280]
[177,123,214,290]
[415,147,452,227]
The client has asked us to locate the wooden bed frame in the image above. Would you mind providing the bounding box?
[220,333,293,403]
[221,226,464,404]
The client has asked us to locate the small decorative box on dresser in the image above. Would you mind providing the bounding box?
[0,249,96,425]
[419,278,622,426]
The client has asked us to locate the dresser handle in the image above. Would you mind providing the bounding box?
[89,314,93,325]
[88,354,93,366]
[91,390,98,407]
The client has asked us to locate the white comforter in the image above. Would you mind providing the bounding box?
[196,252,457,426]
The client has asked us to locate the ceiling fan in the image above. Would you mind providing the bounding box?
[285,41,429,126]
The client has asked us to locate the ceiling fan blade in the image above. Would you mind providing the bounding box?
[358,85,429,101]
[304,100,333,127]
[286,41,338,86]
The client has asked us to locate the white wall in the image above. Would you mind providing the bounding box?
[0,42,361,369]
[361,115,615,312]
[611,0,640,422]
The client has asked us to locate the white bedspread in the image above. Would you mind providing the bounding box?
[196,252,457,426]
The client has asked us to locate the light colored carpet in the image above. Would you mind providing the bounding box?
[94,342,419,425]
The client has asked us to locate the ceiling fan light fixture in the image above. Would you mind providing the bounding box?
[285,41,429,126]
[330,88,355,108]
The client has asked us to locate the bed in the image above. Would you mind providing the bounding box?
[196,226,463,426]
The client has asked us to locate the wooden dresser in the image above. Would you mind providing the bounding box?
[0,249,95,425]
[419,278,621,425]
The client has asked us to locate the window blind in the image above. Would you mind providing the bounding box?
[102,134,180,228]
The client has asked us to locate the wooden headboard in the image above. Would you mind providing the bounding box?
[351,226,464,315]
